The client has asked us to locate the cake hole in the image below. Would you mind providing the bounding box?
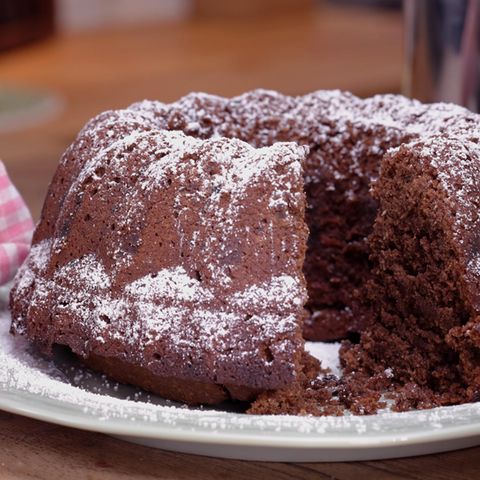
[263,345,274,362]
[153,353,161,360]
[346,331,361,344]
[150,272,158,278]
[130,175,139,185]
[111,223,116,231]
[94,166,106,177]
[194,270,202,282]
[99,314,111,325]
[84,213,91,222]
[166,178,172,186]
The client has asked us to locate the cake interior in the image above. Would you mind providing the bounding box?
[341,143,477,410]
[301,125,403,341]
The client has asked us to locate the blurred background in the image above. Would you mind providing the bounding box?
[0,0,477,218]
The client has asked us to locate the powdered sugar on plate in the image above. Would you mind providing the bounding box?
[305,341,342,377]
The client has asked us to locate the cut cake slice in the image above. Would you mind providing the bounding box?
[10,125,312,404]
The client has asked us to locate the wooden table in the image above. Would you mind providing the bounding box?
[2,411,480,479]
[2,3,477,479]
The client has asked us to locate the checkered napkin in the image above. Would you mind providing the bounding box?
[0,161,34,284]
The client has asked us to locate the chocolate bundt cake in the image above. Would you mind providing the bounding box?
[9,88,480,413]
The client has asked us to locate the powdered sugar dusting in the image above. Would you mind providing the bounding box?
[11,121,310,390]
[129,89,480,207]
[231,275,306,308]
[126,266,213,303]
[63,254,112,290]
[30,238,52,271]
[15,236,305,387]
[28,255,302,344]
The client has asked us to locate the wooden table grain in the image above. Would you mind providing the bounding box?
[1,4,477,479]
[2,411,480,479]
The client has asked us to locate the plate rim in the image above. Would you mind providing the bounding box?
[3,387,480,451]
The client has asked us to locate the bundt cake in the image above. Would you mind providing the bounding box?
[9,89,480,413]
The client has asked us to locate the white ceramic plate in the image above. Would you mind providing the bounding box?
[2,284,480,462]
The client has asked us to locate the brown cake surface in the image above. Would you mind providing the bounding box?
[10,128,310,404]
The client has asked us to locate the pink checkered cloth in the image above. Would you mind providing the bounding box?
[0,161,34,285]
